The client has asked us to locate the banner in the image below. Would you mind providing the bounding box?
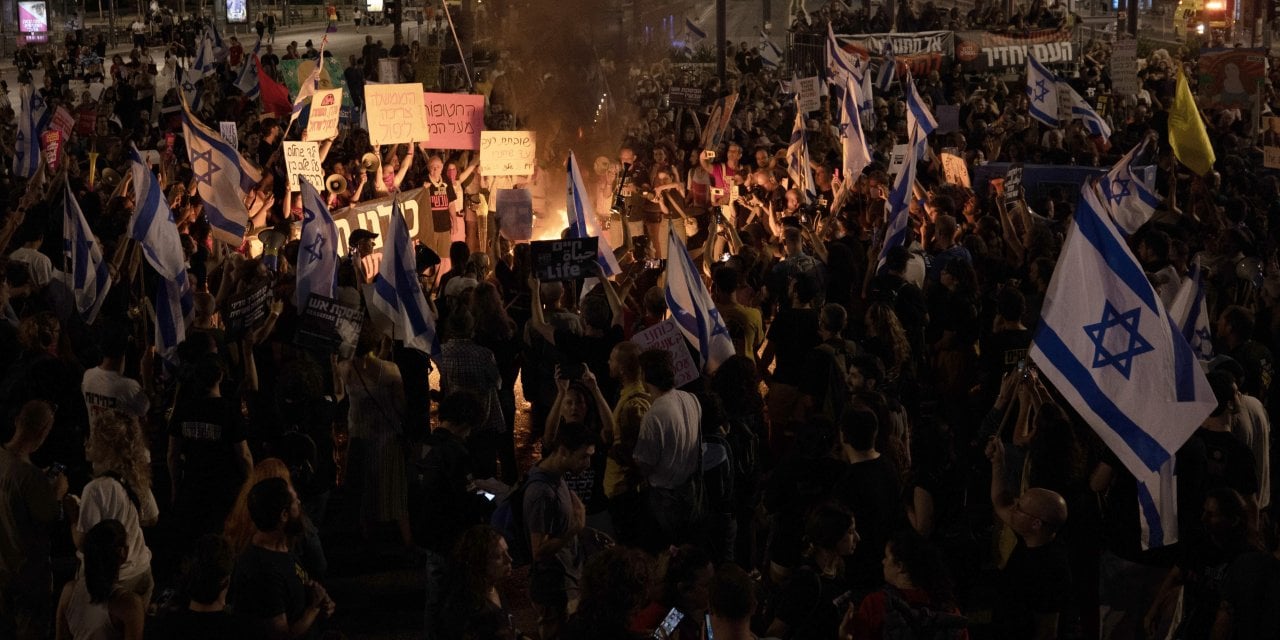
[303,88,343,141]
[795,76,821,113]
[1197,48,1266,110]
[833,31,953,77]
[227,0,247,23]
[282,141,324,192]
[1111,38,1139,98]
[954,28,1074,72]
[18,1,46,33]
[365,83,431,145]
[279,58,355,124]
[494,188,533,241]
[631,318,700,388]
[331,188,434,255]
[480,130,536,176]
[669,85,703,107]
[531,238,599,281]
[422,93,485,150]
[219,121,238,149]
[294,294,364,358]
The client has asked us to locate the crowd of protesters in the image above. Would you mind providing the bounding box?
[5,0,1280,639]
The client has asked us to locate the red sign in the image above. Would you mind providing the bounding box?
[41,129,63,171]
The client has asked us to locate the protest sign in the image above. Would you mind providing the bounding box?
[219,121,238,149]
[941,150,970,187]
[365,83,431,145]
[294,294,364,358]
[954,28,1074,72]
[1197,48,1266,110]
[886,144,909,176]
[41,130,62,171]
[417,46,442,91]
[700,93,739,151]
[331,187,431,255]
[494,188,533,241]
[795,76,821,113]
[49,107,74,138]
[631,318,700,388]
[832,31,952,78]
[68,79,86,99]
[88,82,105,101]
[422,93,484,150]
[378,58,400,83]
[530,238,599,282]
[669,85,703,107]
[303,88,343,141]
[225,281,272,338]
[282,141,324,192]
[279,58,355,123]
[480,131,537,176]
[1110,37,1139,98]
[1003,164,1024,207]
[1264,117,1280,169]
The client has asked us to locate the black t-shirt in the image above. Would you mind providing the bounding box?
[1178,536,1250,639]
[230,545,309,629]
[169,396,246,496]
[155,609,253,640]
[1220,551,1280,640]
[771,562,853,639]
[420,428,483,553]
[997,539,1072,636]
[555,324,625,405]
[834,456,906,587]
[426,179,458,232]
[767,307,821,386]
[1193,428,1259,499]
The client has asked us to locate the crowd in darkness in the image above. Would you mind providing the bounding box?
[5,0,1280,639]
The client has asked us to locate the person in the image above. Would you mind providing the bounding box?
[802,303,862,422]
[708,564,762,640]
[353,7,364,32]
[604,342,651,544]
[759,271,821,447]
[632,545,715,638]
[54,520,145,640]
[0,400,67,640]
[428,525,522,639]
[633,349,703,548]
[848,529,968,638]
[419,391,490,554]
[834,406,907,589]
[524,420,595,640]
[68,412,158,606]
[765,504,860,638]
[712,266,764,362]
[438,309,506,480]
[222,459,327,580]
[559,545,654,640]
[154,535,250,638]
[266,13,276,43]
[81,323,148,430]
[230,478,335,639]
[545,370,615,522]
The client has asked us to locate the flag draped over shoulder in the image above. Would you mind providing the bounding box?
[1097,136,1160,236]
[840,75,872,181]
[13,84,48,178]
[665,224,734,372]
[567,152,621,277]
[1026,55,1060,128]
[1169,66,1216,176]
[296,176,339,309]
[877,73,936,268]
[63,179,111,323]
[786,98,817,204]
[181,100,257,244]
[128,145,192,361]
[371,198,440,357]
[1030,184,1216,549]
[1168,257,1214,361]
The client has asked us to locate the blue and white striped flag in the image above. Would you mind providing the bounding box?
[288,37,328,133]
[1026,55,1061,128]
[1030,184,1216,549]
[826,23,860,87]
[665,223,734,371]
[296,176,339,309]
[371,198,440,357]
[1097,136,1160,236]
[760,30,784,68]
[13,84,48,179]
[1061,81,1112,140]
[859,62,876,130]
[235,37,263,100]
[182,101,254,245]
[786,98,817,204]
[873,41,897,93]
[840,75,872,182]
[63,178,112,323]
[128,145,192,361]
[877,73,935,269]
[567,152,621,277]
[685,17,706,40]
[1168,257,1213,361]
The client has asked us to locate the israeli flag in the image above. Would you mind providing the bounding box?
[840,75,872,182]
[877,73,935,269]
[685,17,706,40]
[859,62,876,130]
[826,23,860,87]
[1098,136,1160,236]
[1030,184,1217,549]
[567,152,621,277]
[786,98,817,204]
[1061,81,1112,140]
[873,42,896,94]
[235,38,263,100]
[13,84,48,179]
[290,63,322,131]
[760,30,784,68]
[63,178,112,323]
[665,223,734,371]
[296,176,339,310]
[371,198,440,358]
[128,145,192,361]
[1026,55,1060,128]
[182,102,254,245]
[1168,257,1214,361]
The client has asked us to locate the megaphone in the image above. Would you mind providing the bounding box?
[326,173,348,194]
[99,168,121,191]
[360,152,379,172]
[257,224,291,271]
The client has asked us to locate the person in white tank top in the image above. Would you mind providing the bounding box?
[55,519,145,640]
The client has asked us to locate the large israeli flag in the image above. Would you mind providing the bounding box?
[825,23,860,87]
[1030,185,1217,549]
[182,101,254,245]
[567,152,621,277]
[1097,135,1160,236]
[63,178,112,323]
[665,223,734,371]
[786,98,817,204]
[1026,55,1060,128]
[296,176,339,309]
[877,73,935,268]
[128,146,192,361]
[371,198,440,357]
[685,17,706,40]
[13,84,48,179]
[839,75,872,182]
[873,41,896,93]
[1168,257,1213,362]
[235,37,263,100]
[1060,81,1112,140]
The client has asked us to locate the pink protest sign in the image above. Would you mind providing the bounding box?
[631,318,700,388]
[422,93,484,150]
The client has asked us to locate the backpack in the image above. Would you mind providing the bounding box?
[881,587,968,640]
[816,340,860,422]
[490,473,554,567]
[702,435,736,514]
[721,416,761,510]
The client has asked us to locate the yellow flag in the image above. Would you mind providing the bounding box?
[1168,66,1216,176]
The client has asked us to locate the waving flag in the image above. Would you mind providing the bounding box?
[1026,55,1060,128]
[566,152,621,277]
[258,58,293,117]
[1060,82,1112,140]
[825,23,860,86]
[685,17,706,40]
[235,37,263,100]
[1030,185,1216,549]
[288,37,329,133]
[904,74,938,157]
[1169,66,1216,176]
[182,100,255,245]
[296,176,339,309]
[128,146,192,360]
[665,223,734,371]
[839,76,872,181]
[859,63,876,130]
[786,98,817,204]
[873,42,896,93]
[63,178,112,323]
[878,72,935,269]
[1168,257,1213,361]
[371,198,440,357]
[1097,135,1160,236]
[13,84,48,178]
[759,30,784,68]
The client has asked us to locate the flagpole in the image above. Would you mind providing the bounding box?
[439,0,475,93]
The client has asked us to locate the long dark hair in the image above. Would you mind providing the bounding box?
[886,529,956,606]
[470,282,515,341]
[83,520,127,603]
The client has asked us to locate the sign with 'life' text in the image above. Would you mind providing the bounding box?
[530,237,599,282]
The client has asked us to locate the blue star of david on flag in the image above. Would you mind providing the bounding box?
[31,95,44,111]
[1108,178,1131,205]
[1084,301,1154,379]
[191,149,219,186]
[1034,79,1050,103]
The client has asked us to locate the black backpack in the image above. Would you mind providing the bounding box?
[490,473,555,567]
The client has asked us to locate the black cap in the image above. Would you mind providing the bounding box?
[349,229,378,244]
[415,245,441,271]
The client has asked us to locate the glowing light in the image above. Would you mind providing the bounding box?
[1196,23,1206,33]
[1205,1,1224,10]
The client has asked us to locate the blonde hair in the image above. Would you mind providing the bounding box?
[223,458,294,556]
[86,411,151,493]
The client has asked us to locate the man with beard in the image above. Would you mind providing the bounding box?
[230,478,335,639]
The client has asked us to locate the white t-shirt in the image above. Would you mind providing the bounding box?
[8,247,53,288]
[78,476,158,584]
[82,367,150,428]
[633,390,702,489]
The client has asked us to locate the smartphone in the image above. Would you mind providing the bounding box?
[1017,358,1029,378]
[719,252,731,262]
[706,150,717,160]
[730,185,740,201]
[710,186,726,200]
[645,258,664,270]
[652,608,684,639]
[47,462,66,479]
[475,489,496,501]
[705,613,714,640]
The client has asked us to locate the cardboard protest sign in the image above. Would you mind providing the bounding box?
[480,131,537,176]
[68,79,86,99]
[294,294,364,358]
[378,58,400,83]
[303,88,343,141]
[41,130,62,171]
[1197,48,1266,110]
[1110,37,1138,98]
[669,85,702,107]
[422,93,484,150]
[219,121,238,149]
[887,144,909,176]
[365,83,432,145]
[530,237,599,282]
[631,318,700,388]
[225,281,272,338]
[50,107,75,138]
[795,76,821,113]
[494,188,533,241]
[941,150,970,187]
[282,141,324,192]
